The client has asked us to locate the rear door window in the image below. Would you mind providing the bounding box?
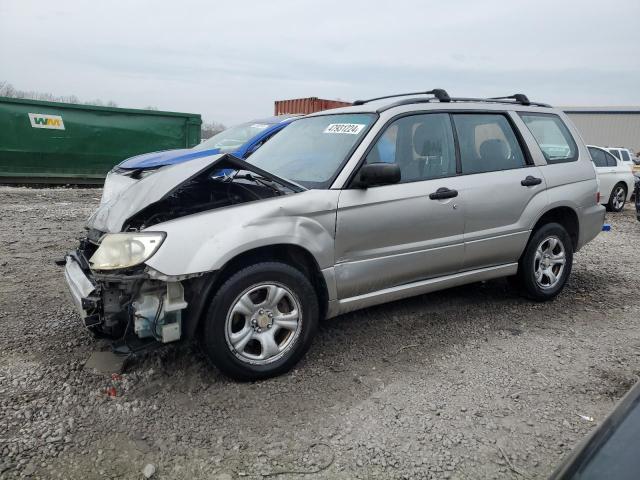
[588,147,607,167]
[452,114,526,174]
[609,149,621,160]
[518,113,578,163]
[621,150,631,162]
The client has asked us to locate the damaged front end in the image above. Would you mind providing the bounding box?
[64,235,190,344]
[63,154,303,346]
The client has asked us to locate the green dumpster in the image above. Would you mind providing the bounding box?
[0,97,202,183]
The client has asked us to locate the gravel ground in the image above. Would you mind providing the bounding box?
[1,186,639,480]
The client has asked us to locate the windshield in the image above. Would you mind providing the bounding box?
[194,121,273,152]
[246,113,376,188]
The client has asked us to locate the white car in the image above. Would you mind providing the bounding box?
[588,145,635,212]
[606,147,636,167]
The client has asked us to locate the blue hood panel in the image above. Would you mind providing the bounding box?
[117,117,295,169]
[118,148,222,169]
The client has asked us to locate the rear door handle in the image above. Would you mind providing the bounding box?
[521,175,542,187]
[429,187,458,200]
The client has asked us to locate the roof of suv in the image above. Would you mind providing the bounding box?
[308,89,553,116]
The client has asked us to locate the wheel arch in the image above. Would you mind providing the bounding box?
[184,243,329,339]
[613,180,629,196]
[530,206,580,252]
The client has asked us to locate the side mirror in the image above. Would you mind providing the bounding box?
[357,162,401,188]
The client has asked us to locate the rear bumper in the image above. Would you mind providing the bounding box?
[577,204,606,251]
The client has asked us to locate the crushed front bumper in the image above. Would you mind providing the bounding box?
[62,244,191,342]
[63,251,102,328]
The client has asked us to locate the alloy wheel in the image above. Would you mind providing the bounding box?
[225,282,302,365]
[613,186,626,210]
[533,236,566,289]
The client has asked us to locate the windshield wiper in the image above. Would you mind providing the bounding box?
[233,172,288,195]
[223,154,306,193]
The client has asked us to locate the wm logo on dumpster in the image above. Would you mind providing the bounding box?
[28,113,65,130]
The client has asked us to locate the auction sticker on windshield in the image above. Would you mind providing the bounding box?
[324,123,366,134]
[250,124,269,130]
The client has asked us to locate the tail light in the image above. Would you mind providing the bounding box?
[596,192,601,203]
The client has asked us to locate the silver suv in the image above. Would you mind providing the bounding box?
[64,90,605,380]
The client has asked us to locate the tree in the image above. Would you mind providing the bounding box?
[0,80,114,106]
[201,121,226,140]
[0,81,16,98]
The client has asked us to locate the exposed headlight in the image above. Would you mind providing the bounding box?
[89,232,166,270]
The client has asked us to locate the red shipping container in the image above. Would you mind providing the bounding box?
[274,97,352,115]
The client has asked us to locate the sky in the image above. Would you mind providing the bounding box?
[1,0,639,126]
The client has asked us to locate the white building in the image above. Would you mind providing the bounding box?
[562,107,640,154]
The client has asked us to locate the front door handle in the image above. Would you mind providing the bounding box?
[429,187,458,200]
[521,175,542,187]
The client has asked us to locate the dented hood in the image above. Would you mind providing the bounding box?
[87,154,303,233]
[117,148,223,169]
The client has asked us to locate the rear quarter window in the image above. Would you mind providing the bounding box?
[605,151,618,167]
[588,147,608,167]
[518,113,578,164]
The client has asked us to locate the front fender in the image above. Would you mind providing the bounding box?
[144,190,339,276]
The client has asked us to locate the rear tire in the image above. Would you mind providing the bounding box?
[517,223,573,301]
[202,262,319,381]
[607,183,627,212]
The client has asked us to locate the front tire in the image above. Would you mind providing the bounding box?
[202,262,319,381]
[607,183,627,212]
[517,223,573,301]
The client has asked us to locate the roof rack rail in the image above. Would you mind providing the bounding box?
[488,94,531,106]
[376,94,551,112]
[353,88,450,106]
